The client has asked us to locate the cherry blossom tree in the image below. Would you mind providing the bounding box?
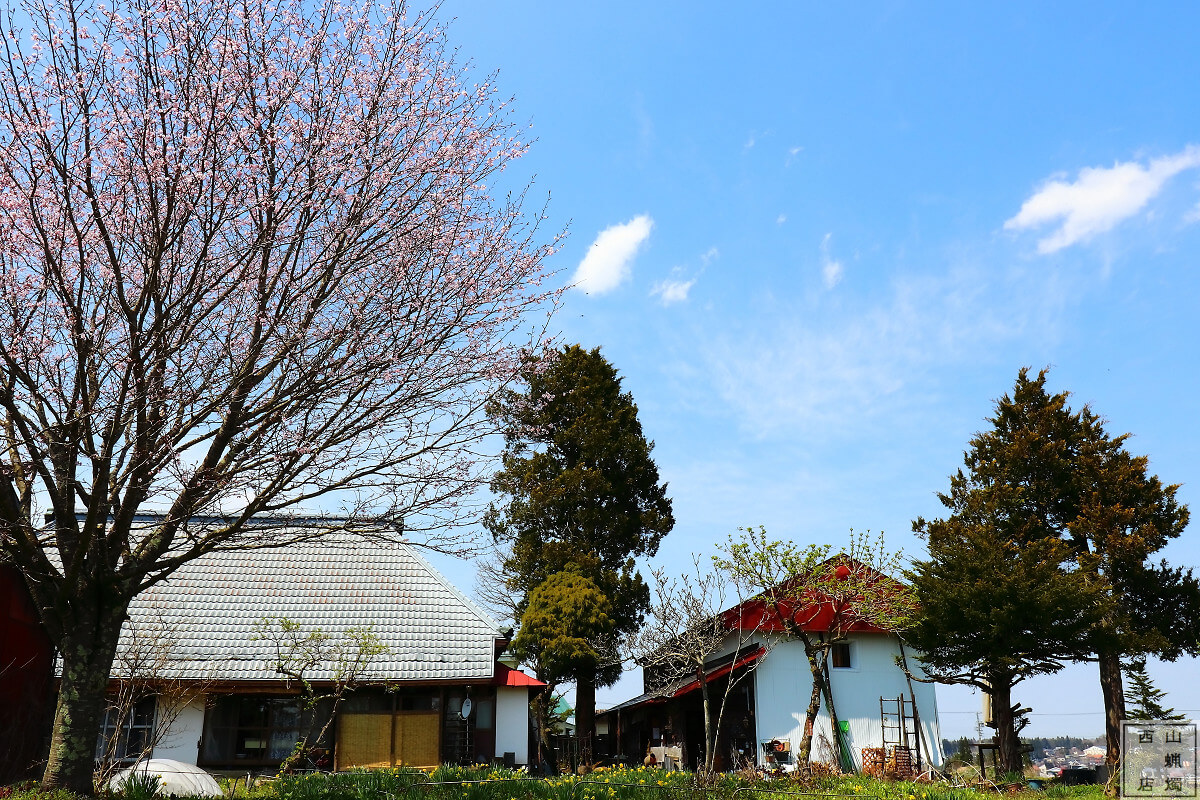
[0,0,559,789]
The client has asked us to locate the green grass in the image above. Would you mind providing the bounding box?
[249,766,1107,800]
[3,766,1110,800]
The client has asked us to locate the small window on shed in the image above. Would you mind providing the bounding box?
[831,642,852,669]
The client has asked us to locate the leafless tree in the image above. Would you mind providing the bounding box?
[95,609,216,784]
[628,558,770,775]
[252,617,389,772]
[715,528,918,769]
[473,544,523,628]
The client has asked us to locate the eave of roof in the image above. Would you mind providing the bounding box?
[491,663,546,688]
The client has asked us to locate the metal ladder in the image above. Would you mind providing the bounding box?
[880,695,922,776]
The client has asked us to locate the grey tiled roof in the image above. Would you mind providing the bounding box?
[117,538,501,683]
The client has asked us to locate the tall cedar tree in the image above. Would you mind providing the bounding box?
[486,345,674,757]
[912,369,1200,778]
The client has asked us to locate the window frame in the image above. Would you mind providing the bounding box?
[830,641,854,670]
[96,696,157,766]
[198,695,331,768]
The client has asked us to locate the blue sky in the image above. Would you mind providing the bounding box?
[423,1,1200,739]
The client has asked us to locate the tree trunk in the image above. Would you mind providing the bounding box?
[1098,649,1126,794]
[819,654,852,772]
[43,592,130,793]
[529,687,556,774]
[988,677,1023,777]
[797,643,824,765]
[531,689,555,773]
[698,670,715,775]
[575,672,596,767]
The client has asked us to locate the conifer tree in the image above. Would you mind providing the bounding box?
[907,508,1104,774]
[486,345,674,759]
[1124,656,1184,721]
[512,567,616,767]
[911,368,1200,779]
[957,737,974,765]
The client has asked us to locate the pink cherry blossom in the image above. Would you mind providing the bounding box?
[0,0,562,789]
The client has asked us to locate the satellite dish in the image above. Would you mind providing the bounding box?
[460,698,473,719]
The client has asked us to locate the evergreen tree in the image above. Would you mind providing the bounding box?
[1124,656,1184,721]
[907,505,1104,774]
[512,567,617,767]
[911,368,1200,778]
[486,345,674,758]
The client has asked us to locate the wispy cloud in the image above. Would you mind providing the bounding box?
[744,128,774,151]
[651,276,696,305]
[777,213,788,225]
[651,250,714,306]
[695,262,1077,440]
[821,233,844,289]
[1186,199,1200,225]
[572,215,653,294]
[1005,146,1200,253]
[786,145,803,167]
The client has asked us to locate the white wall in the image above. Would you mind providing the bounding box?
[152,696,207,764]
[495,687,530,766]
[752,635,943,770]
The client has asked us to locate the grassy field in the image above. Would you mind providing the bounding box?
[1,765,1109,800]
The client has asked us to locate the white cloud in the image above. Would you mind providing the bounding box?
[572,215,653,294]
[821,233,844,289]
[1005,146,1200,253]
[698,262,1070,440]
[777,213,787,225]
[651,278,696,305]
[651,256,707,306]
[1186,199,1200,225]
[823,261,844,289]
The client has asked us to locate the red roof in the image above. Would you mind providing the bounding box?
[670,646,765,697]
[491,663,546,688]
[718,557,910,635]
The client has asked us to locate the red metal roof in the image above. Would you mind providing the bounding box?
[670,646,765,697]
[718,557,909,635]
[492,663,546,688]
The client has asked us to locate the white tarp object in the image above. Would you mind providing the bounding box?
[107,759,223,797]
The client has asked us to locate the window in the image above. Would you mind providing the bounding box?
[96,697,156,764]
[831,642,852,669]
[341,687,441,713]
[200,696,331,765]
